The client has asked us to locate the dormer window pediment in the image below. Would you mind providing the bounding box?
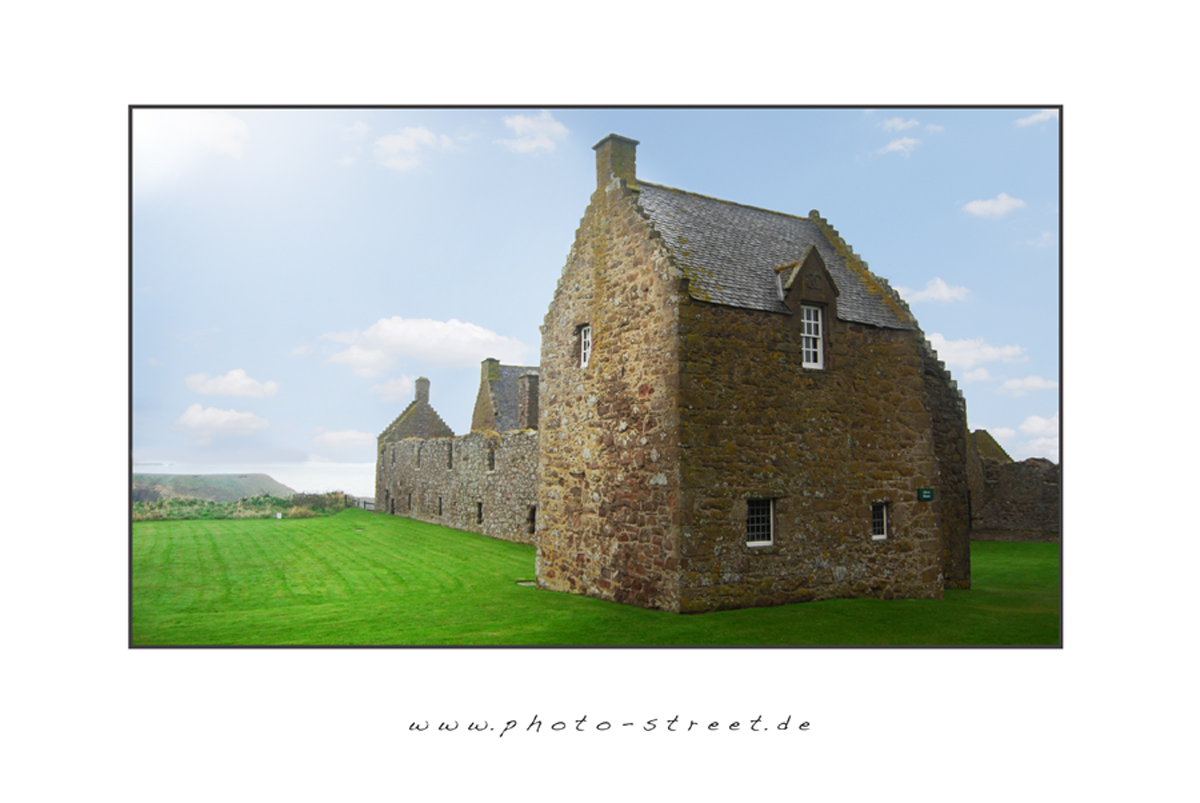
[777,245,838,370]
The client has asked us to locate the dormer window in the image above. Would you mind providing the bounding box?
[579,324,593,368]
[801,306,823,369]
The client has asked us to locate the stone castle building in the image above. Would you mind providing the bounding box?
[377,134,975,613]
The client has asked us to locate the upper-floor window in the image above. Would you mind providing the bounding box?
[801,306,823,369]
[447,444,453,470]
[579,324,593,368]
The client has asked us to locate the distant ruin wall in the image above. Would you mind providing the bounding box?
[971,458,1060,541]
[376,430,539,544]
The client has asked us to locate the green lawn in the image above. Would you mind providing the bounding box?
[132,508,1060,646]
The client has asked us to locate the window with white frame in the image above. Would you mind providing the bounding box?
[801,305,823,368]
[579,324,593,368]
[746,498,774,545]
[871,502,888,540]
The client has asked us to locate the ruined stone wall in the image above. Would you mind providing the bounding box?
[376,430,539,544]
[675,303,949,612]
[536,179,685,610]
[972,458,1060,541]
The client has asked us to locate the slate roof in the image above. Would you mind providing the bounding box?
[380,399,454,441]
[635,182,916,330]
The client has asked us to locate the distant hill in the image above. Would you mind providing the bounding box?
[132,473,296,503]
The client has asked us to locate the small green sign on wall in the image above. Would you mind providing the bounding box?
[917,488,935,502]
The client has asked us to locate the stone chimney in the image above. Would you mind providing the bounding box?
[594,134,638,191]
[517,373,539,430]
[414,377,430,404]
[481,357,500,384]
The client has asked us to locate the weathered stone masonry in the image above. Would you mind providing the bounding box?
[966,430,1060,541]
[375,364,541,544]
[377,133,991,612]
[376,427,539,544]
[535,135,973,612]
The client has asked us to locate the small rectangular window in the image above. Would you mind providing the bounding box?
[438,497,443,517]
[447,445,453,470]
[477,502,483,524]
[871,502,888,540]
[801,305,823,369]
[746,498,774,545]
[580,324,592,368]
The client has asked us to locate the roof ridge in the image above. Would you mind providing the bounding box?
[637,180,811,222]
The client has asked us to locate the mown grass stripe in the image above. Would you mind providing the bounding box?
[132,509,1059,646]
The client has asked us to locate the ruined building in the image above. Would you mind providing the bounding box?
[375,364,540,543]
[377,134,974,613]
[966,429,1060,541]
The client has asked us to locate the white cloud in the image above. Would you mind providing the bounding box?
[312,429,375,450]
[290,344,314,357]
[878,137,920,157]
[963,368,991,383]
[881,117,920,131]
[928,333,1027,370]
[134,109,248,193]
[184,368,279,398]
[336,155,355,167]
[343,121,370,141]
[965,192,1026,218]
[895,277,970,303]
[325,343,395,377]
[373,126,454,172]
[496,110,569,153]
[1019,413,1059,437]
[1016,109,1059,127]
[998,375,1059,396]
[174,403,268,436]
[371,375,416,403]
[1017,436,1059,462]
[325,316,532,377]
[925,123,945,133]
[1022,231,1055,248]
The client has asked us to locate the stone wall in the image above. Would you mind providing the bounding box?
[917,341,972,589]
[536,147,685,611]
[971,458,1060,541]
[535,134,972,613]
[675,301,951,611]
[376,430,539,544]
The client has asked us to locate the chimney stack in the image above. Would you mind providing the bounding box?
[517,373,539,430]
[414,377,430,404]
[593,134,638,191]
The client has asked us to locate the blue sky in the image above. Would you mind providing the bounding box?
[133,107,1060,494]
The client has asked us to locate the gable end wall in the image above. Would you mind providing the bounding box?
[536,181,685,610]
